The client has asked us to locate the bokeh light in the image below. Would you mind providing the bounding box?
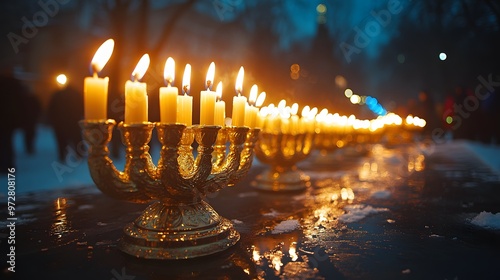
[56,74,67,86]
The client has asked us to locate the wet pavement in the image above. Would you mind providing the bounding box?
[1,141,500,279]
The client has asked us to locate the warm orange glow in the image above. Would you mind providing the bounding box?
[91,39,114,73]
[131,54,150,81]
[182,64,191,94]
[206,62,215,89]
[164,57,175,84]
[235,66,244,95]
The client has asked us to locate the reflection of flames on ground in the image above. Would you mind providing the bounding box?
[50,197,71,239]
[246,143,428,278]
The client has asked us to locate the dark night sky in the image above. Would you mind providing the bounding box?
[1,0,499,119]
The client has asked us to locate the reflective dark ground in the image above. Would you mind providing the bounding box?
[1,141,500,280]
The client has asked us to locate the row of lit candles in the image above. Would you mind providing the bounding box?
[84,39,266,127]
[84,39,426,132]
[255,102,426,134]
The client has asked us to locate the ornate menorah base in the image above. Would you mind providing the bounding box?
[252,166,310,192]
[119,201,239,259]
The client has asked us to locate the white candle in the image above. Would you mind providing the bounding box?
[200,62,217,125]
[244,84,259,128]
[232,66,246,126]
[214,82,226,126]
[177,64,193,126]
[125,54,150,124]
[159,57,178,124]
[84,39,114,120]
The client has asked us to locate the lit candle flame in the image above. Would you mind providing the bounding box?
[249,84,258,105]
[235,66,244,96]
[255,92,266,107]
[291,103,299,115]
[206,62,215,90]
[164,57,175,85]
[278,99,286,110]
[301,105,310,117]
[91,39,114,75]
[309,107,318,119]
[216,81,223,100]
[131,54,150,81]
[182,63,191,95]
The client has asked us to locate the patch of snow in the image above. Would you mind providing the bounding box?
[263,209,282,218]
[429,234,443,238]
[462,182,478,188]
[470,211,500,230]
[271,219,300,234]
[231,219,243,224]
[401,268,411,274]
[371,190,391,199]
[237,192,258,198]
[339,204,389,223]
[464,141,500,176]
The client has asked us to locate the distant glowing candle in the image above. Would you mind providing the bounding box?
[125,54,150,124]
[200,62,217,125]
[159,57,178,124]
[290,103,299,133]
[244,84,259,128]
[84,39,114,120]
[214,82,226,126]
[232,66,246,126]
[177,64,193,126]
[254,92,266,129]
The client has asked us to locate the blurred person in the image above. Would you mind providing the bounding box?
[47,75,83,161]
[20,90,41,154]
[0,66,27,173]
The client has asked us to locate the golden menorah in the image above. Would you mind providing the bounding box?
[252,131,314,192]
[80,119,259,259]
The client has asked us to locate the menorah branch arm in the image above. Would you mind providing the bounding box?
[228,128,258,185]
[191,126,220,187]
[80,120,150,203]
[118,122,161,195]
